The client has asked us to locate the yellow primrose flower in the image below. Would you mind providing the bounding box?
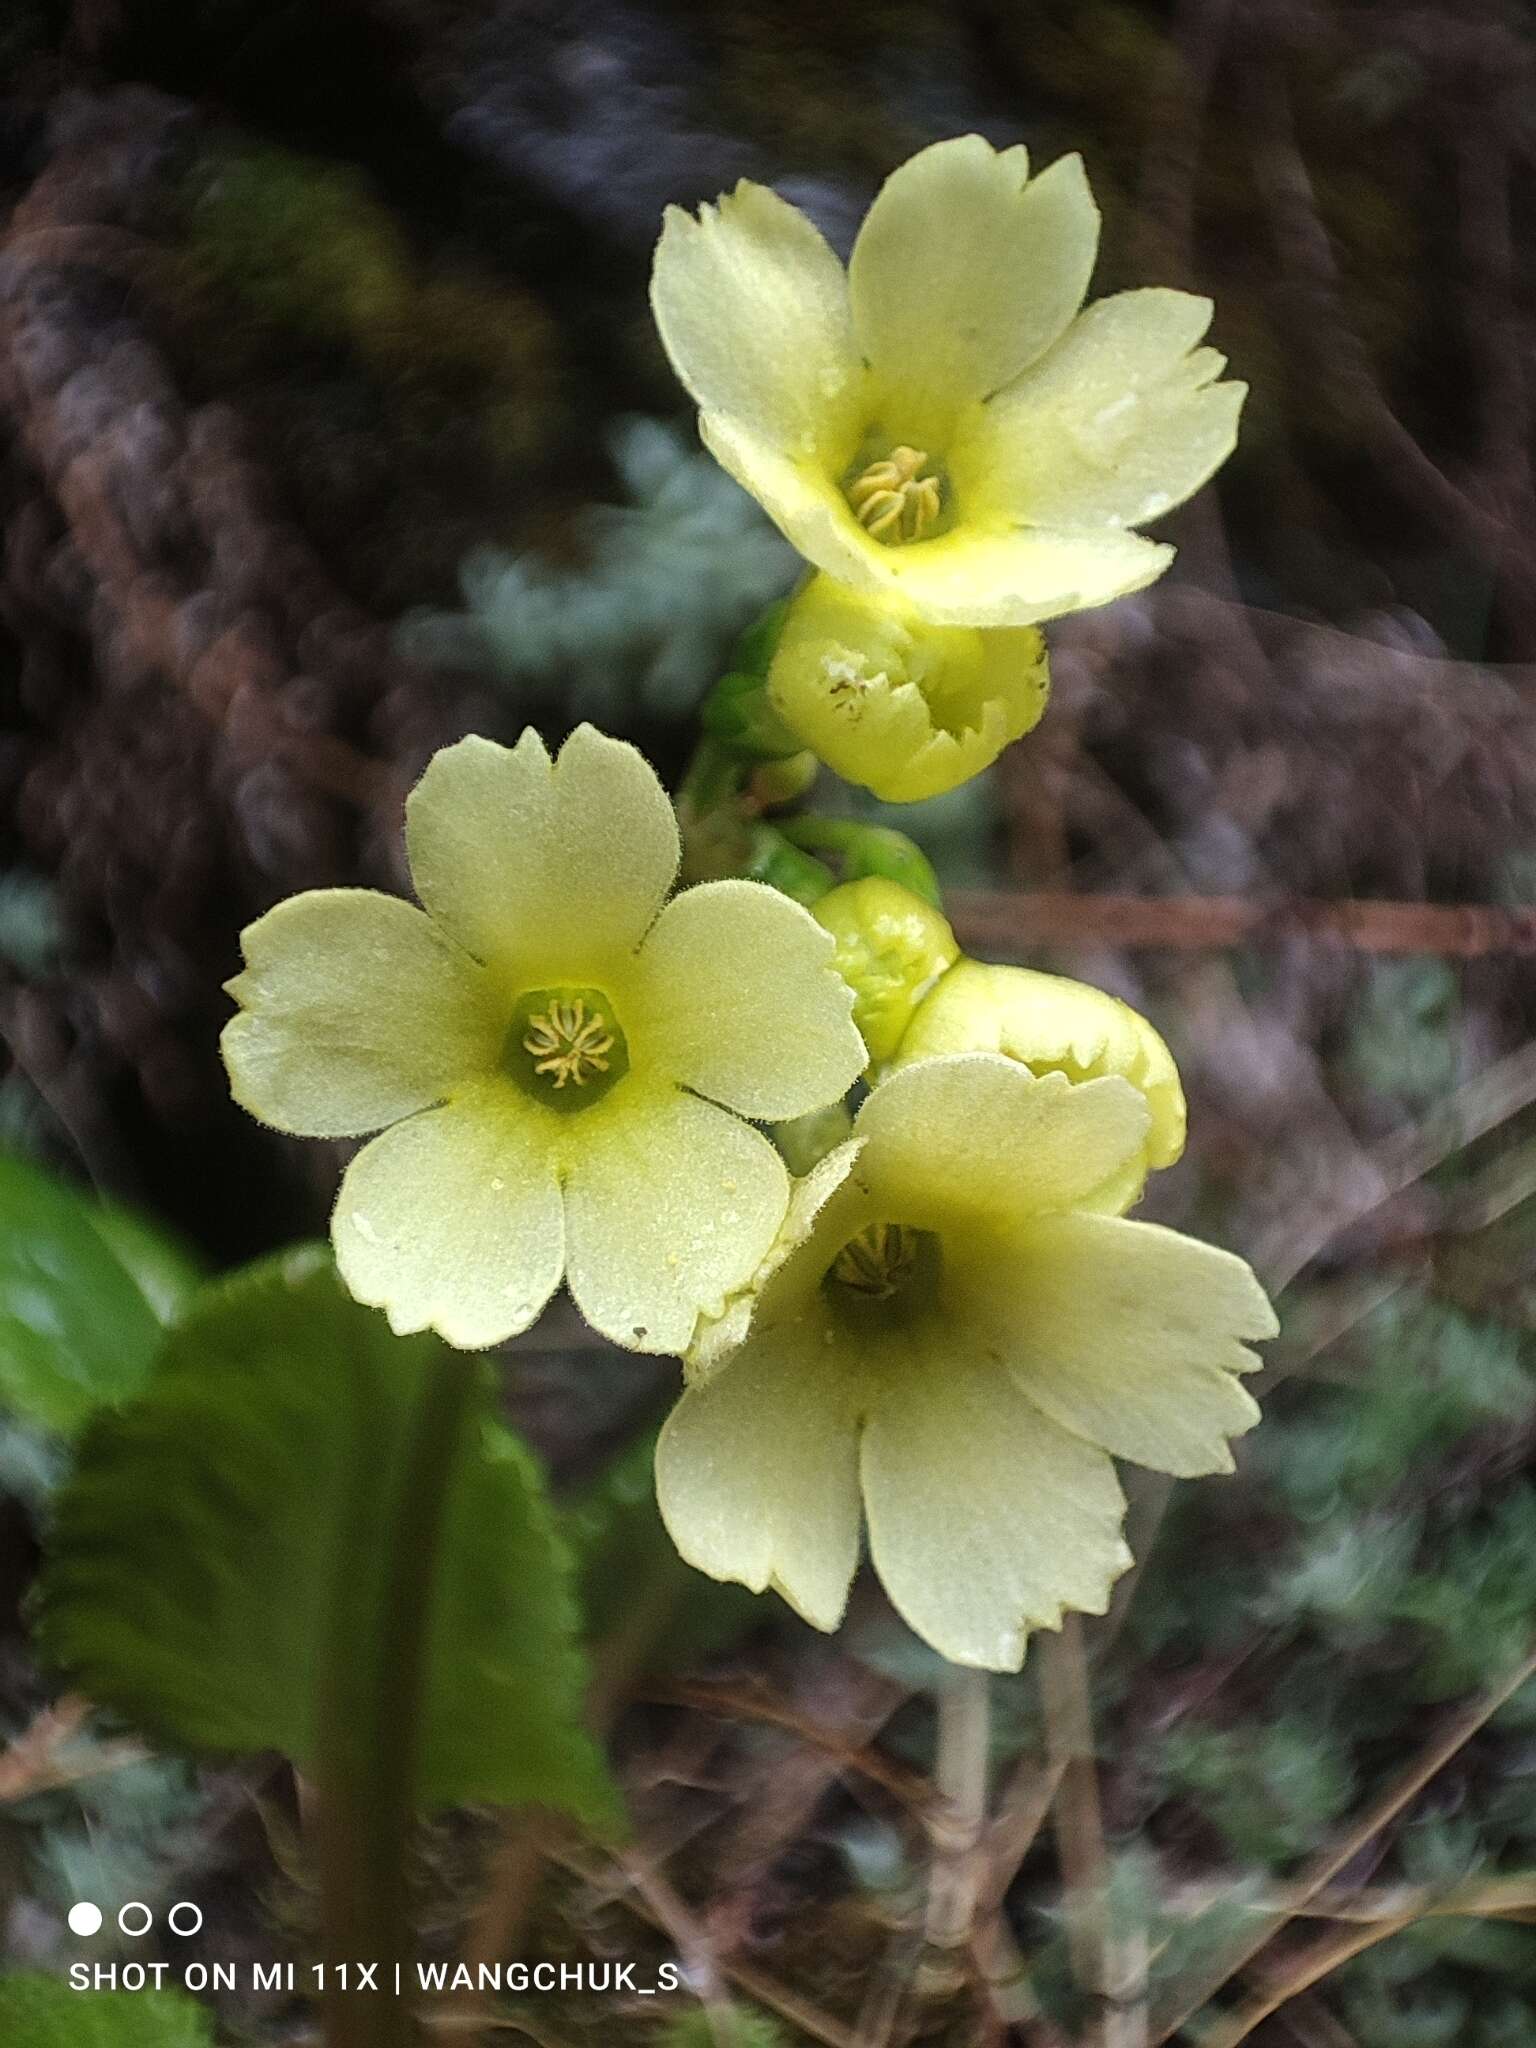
[656,1056,1275,1670]
[767,575,1049,802]
[812,876,959,1065]
[222,725,865,1354]
[895,957,1186,1210]
[650,134,1244,629]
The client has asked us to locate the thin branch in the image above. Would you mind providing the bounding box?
[948,890,1536,961]
[1039,1622,1113,2009]
[1147,1640,1536,2041]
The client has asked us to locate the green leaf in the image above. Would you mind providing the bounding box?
[0,1154,200,1437]
[659,2009,789,2048]
[39,1247,617,1824]
[0,1972,213,2047]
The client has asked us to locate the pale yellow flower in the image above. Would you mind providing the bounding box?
[657,1056,1273,1669]
[766,575,1049,802]
[895,957,1186,1208]
[651,135,1244,628]
[222,725,864,1354]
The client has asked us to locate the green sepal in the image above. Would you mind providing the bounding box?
[701,668,803,760]
[728,597,790,678]
[741,824,837,906]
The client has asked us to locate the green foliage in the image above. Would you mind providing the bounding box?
[1345,958,1462,1112]
[0,1154,199,1438]
[1159,1718,1356,1867]
[186,148,408,346]
[1390,1490,1536,1700]
[180,144,554,460]
[12,1751,208,1933]
[1255,1294,1533,1520]
[39,1248,616,1823]
[0,1972,214,2047]
[398,418,798,725]
[658,2009,789,2048]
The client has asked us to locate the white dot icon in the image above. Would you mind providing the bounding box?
[67,1903,103,1937]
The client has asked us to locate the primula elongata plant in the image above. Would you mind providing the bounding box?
[218,130,1276,2023]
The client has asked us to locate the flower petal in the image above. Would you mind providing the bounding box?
[708,412,1176,627]
[333,1081,563,1350]
[973,288,1245,530]
[849,139,1100,413]
[562,1085,789,1354]
[632,880,863,1119]
[222,889,500,1139]
[656,1326,862,1631]
[650,180,861,453]
[861,1342,1129,1669]
[854,1057,1151,1230]
[404,726,680,981]
[972,1211,1275,1477]
[686,1139,864,1379]
[896,960,1186,1190]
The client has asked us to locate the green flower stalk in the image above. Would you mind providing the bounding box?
[650,135,1244,629]
[222,725,864,1353]
[657,1056,1275,1670]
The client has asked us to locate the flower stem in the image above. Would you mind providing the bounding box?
[316,1351,478,2048]
[926,1663,992,1951]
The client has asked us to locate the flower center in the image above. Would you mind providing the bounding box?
[504,986,630,1111]
[824,1221,942,1329]
[525,998,613,1087]
[831,1221,921,1296]
[848,446,943,545]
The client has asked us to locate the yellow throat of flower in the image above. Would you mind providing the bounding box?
[848,445,942,544]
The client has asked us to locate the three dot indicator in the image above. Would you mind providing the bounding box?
[66,1900,203,1937]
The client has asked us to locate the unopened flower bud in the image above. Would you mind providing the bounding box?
[895,958,1186,1207]
[766,576,1049,802]
[812,877,959,1065]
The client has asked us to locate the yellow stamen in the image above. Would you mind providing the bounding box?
[522,998,616,1089]
[849,446,942,544]
[832,1222,919,1298]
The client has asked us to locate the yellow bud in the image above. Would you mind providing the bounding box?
[766,575,1049,803]
[895,958,1186,1207]
[813,877,960,1065]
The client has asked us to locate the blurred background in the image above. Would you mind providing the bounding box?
[3,1,1536,2043]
